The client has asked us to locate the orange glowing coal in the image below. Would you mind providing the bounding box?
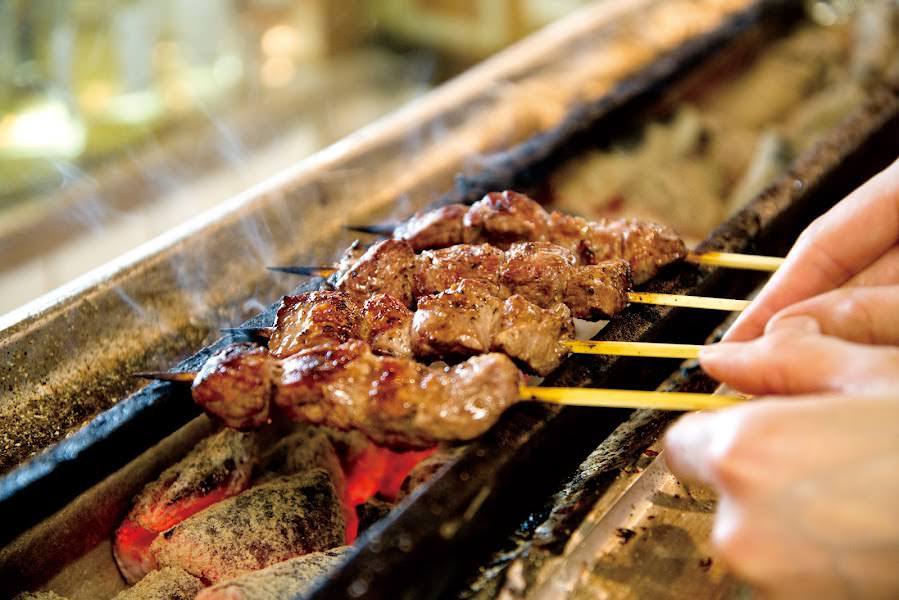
[342,444,435,542]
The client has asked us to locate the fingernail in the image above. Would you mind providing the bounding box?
[766,315,820,335]
[664,412,718,484]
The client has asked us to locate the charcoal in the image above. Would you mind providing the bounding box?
[197,547,350,600]
[356,497,394,534]
[151,469,345,583]
[113,567,202,600]
[255,427,344,496]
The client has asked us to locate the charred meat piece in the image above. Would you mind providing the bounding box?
[113,429,258,584]
[413,280,504,359]
[267,291,361,359]
[335,239,416,305]
[463,190,550,246]
[275,341,522,448]
[563,259,633,320]
[493,295,574,375]
[548,212,687,284]
[196,547,349,600]
[151,469,345,584]
[499,242,576,310]
[360,293,413,359]
[192,343,275,430]
[112,567,202,600]
[412,280,573,375]
[413,243,506,297]
[395,203,468,251]
[194,342,522,448]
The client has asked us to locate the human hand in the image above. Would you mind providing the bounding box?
[664,394,899,599]
[700,309,899,396]
[725,158,899,342]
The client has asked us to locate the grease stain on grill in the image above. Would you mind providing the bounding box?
[615,527,637,544]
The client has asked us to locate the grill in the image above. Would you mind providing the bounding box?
[2,1,898,598]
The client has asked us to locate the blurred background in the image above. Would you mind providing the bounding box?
[0,0,593,315]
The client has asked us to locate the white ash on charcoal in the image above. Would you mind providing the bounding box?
[114,429,259,584]
[150,469,345,583]
[13,592,70,600]
[197,546,350,600]
[111,567,202,600]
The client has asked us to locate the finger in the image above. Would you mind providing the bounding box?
[766,285,899,345]
[846,245,899,288]
[725,159,899,342]
[664,410,728,487]
[700,326,899,395]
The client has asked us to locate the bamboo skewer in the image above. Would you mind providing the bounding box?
[521,386,743,411]
[562,340,703,359]
[220,328,707,360]
[626,292,750,311]
[135,371,742,412]
[268,266,751,312]
[686,251,784,272]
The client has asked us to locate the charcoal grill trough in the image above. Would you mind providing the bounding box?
[2,1,898,598]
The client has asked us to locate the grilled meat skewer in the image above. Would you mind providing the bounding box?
[264,287,572,375]
[327,239,632,320]
[355,191,687,284]
[190,341,522,449]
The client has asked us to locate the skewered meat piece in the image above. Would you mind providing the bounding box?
[267,291,361,359]
[360,293,413,359]
[275,341,522,448]
[464,190,551,244]
[394,203,468,250]
[412,279,573,374]
[197,547,349,600]
[268,287,572,375]
[193,341,522,449]
[392,191,686,283]
[412,279,503,359]
[151,469,345,584]
[546,211,687,285]
[192,344,275,430]
[414,243,505,298]
[337,239,417,305]
[334,239,632,319]
[113,429,258,584]
[112,567,202,600]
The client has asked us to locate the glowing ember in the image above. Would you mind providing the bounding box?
[342,443,435,542]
